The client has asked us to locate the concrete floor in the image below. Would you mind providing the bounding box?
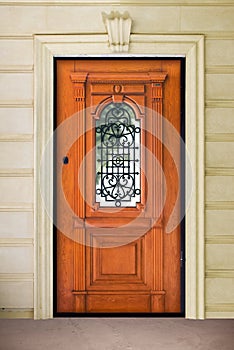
[0,318,234,350]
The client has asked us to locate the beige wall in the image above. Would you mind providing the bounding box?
[0,0,234,319]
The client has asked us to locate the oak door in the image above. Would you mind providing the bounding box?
[55,59,182,313]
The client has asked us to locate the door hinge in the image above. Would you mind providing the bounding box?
[180,250,184,268]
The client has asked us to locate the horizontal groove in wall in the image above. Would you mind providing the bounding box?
[206,33,234,40]
[206,202,234,210]
[206,134,234,142]
[0,66,33,73]
[206,304,234,312]
[206,235,234,244]
[0,32,233,39]
[206,270,234,278]
[0,169,34,177]
[0,35,33,39]
[0,71,33,75]
[206,100,234,108]
[0,203,33,212]
[206,66,234,74]
[132,32,234,39]
[6,34,106,41]
[0,134,33,142]
[206,168,234,176]
[13,32,234,39]
[0,308,33,319]
[0,273,33,281]
[0,238,33,246]
[1,1,234,6]
[0,101,33,108]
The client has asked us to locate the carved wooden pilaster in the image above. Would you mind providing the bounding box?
[149,73,167,312]
[152,82,163,221]
[72,228,86,312]
[70,73,88,312]
[70,73,88,219]
[149,73,167,222]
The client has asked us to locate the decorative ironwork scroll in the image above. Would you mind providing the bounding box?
[96,102,141,207]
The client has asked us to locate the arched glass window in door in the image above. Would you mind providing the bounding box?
[96,102,141,207]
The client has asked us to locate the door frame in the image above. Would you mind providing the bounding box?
[34,34,205,319]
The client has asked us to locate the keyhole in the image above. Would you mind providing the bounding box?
[63,156,69,165]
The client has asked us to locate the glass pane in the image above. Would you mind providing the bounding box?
[96,102,141,207]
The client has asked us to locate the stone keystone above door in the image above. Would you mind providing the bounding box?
[102,11,132,53]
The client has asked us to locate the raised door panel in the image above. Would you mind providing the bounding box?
[86,233,149,290]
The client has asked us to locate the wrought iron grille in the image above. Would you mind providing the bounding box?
[96,102,141,207]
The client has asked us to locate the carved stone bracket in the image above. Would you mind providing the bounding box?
[102,11,132,53]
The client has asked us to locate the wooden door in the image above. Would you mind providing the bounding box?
[56,59,182,313]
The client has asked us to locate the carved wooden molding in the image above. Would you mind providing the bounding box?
[79,72,167,83]
[102,11,132,52]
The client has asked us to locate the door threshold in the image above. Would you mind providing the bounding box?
[53,312,185,318]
